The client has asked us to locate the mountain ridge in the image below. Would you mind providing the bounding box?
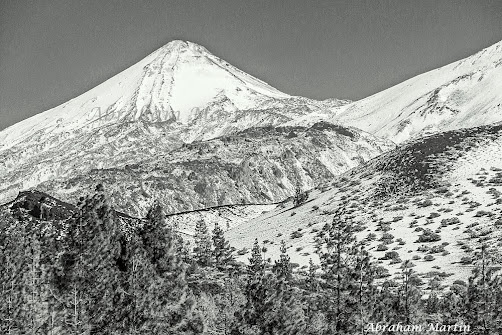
[332,39,502,143]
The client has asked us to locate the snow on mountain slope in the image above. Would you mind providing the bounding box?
[225,122,502,283]
[0,41,289,149]
[0,40,349,204]
[34,122,394,216]
[333,40,502,143]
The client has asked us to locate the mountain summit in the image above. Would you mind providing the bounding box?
[0,40,290,149]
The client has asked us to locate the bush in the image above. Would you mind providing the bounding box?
[429,245,445,254]
[237,248,249,255]
[366,233,377,241]
[417,199,433,208]
[460,256,472,264]
[382,251,400,261]
[441,217,460,226]
[290,231,303,239]
[376,244,389,251]
[416,229,441,243]
[380,233,394,242]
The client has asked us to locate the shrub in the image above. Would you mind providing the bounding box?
[441,217,460,227]
[418,199,433,208]
[460,256,472,265]
[290,231,303,239]
[376,244,388,251]
[237,248,249,255]
[416,229,441,243]
[366,233,377,241]
[429,245,445,254]
[382,251,400,261]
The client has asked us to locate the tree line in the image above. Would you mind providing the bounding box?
[0,188,501,334]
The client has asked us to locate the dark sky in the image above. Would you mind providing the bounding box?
[1,0,502,130]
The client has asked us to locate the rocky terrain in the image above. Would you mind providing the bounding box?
[35,122,393,216]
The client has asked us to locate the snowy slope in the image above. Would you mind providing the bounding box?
[225,122,502,283]
[333,40,502,143]
[0,40,349,204]
[0,41,290,149]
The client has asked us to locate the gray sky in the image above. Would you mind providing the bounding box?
[1,0,502,130]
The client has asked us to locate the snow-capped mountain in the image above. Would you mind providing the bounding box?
[0,40,350,204]
[331,40,502,143]
[0,40,288,148]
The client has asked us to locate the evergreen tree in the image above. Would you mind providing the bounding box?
[56,187,126,333]
[248,239,265,275]
[232,274,306,335]
[0,212,27,334]
[425,278,442,315]
[315,207,358,333]
[137,200,205,334]
[293,184,308,207]
[440,280,468,327]
[273,240,292,281]
[193,219,212,267]
[353,245,377,333]
[212,222,234,270]
[464,245,502,335]
[314,205,377,334]
[306,258,318,291]
[397,260,422,324]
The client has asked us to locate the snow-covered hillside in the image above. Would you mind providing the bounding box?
[223,122,502,283]
[332,40,502,143]
[0,40,348,204]
[35,122,393,216]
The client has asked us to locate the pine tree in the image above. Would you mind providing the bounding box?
[232,274,306,335]
[306,258,318,291]
[137,200,205,334]
[440,280,468,328]
[397,260,422,324]
[211,222,234,270]
[0,212,26,334]
[193,219,212,267]
[353,245,376,334]
[273,240,292,281]
[425,278,441,315]
[314,205,373,334]
[464,244,502,335]
[21,224,45,334]
[315,207,354,333]
[293,184,308,207]
[248,239,265,275]
[54,186,127,333]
